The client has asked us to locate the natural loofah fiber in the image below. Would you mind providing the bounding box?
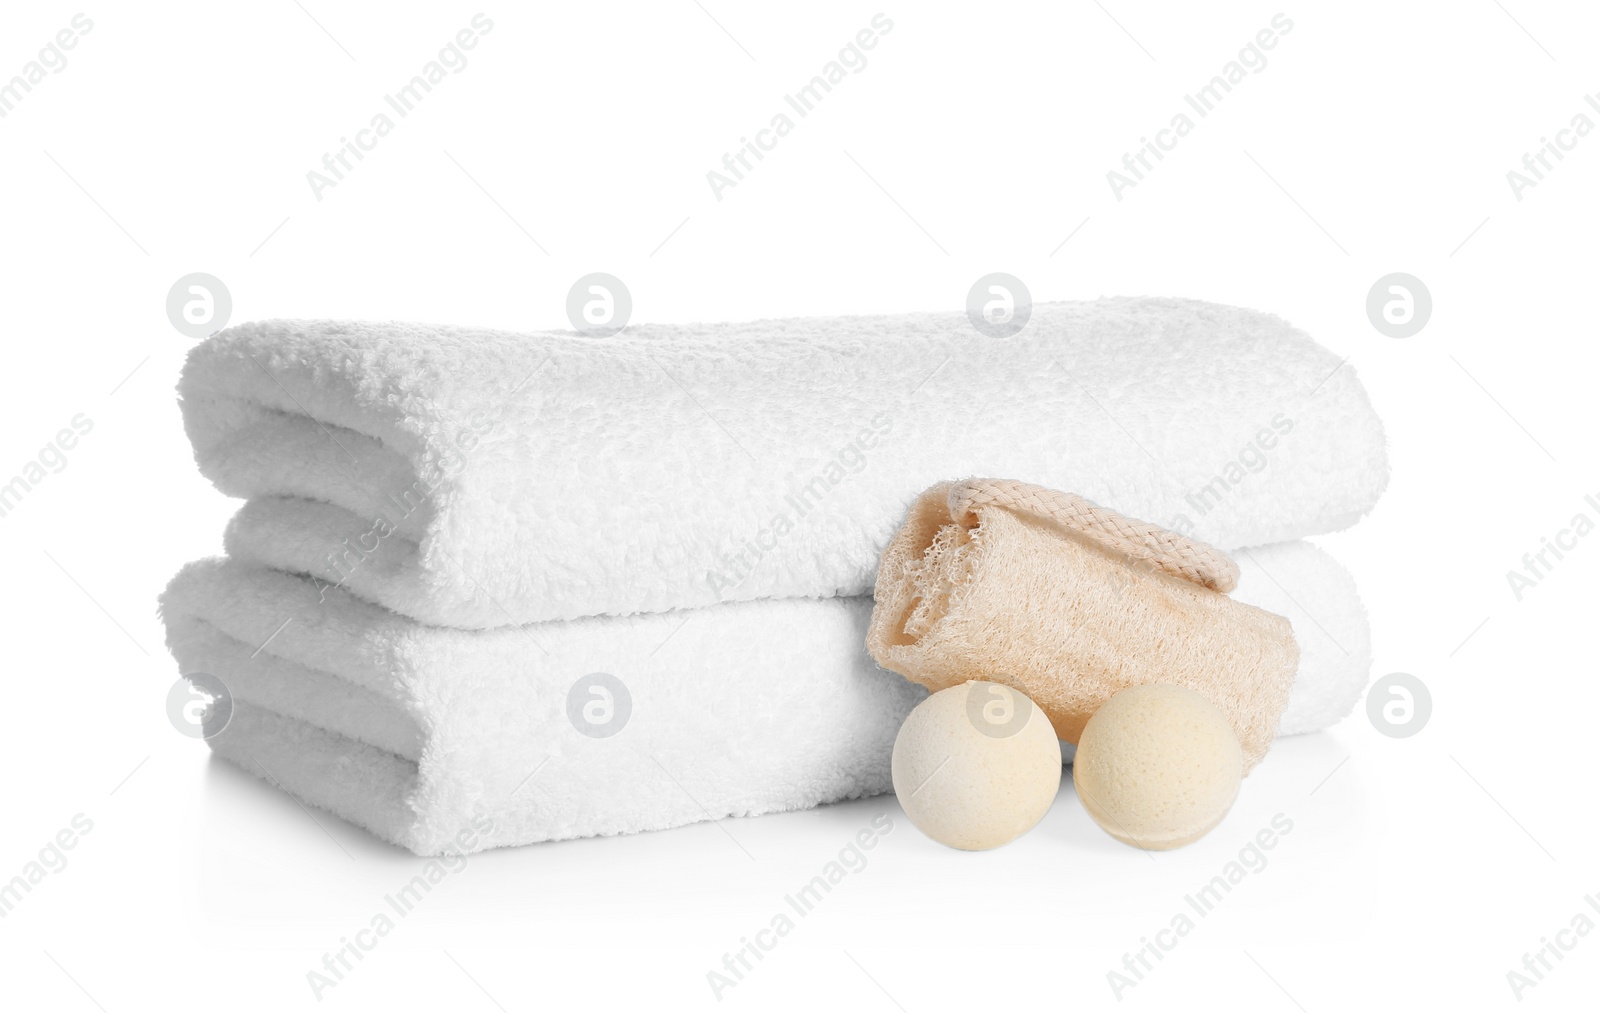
[867,479,1301,772]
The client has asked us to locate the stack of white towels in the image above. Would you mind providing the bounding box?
[161,297,1388,855]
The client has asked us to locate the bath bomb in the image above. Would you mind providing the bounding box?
[891,681,1061,850]
[1073,684,1243,850]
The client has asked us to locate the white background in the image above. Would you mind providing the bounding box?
[1,1,1596,1009]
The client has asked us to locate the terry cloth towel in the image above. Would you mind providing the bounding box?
[161,559,925,856]
[159,540,1368,856]
[179,298,1388,628]
[868,480,1311,771]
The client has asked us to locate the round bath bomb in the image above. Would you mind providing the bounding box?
[1073,684,1243,850]
[891,681,1061,850]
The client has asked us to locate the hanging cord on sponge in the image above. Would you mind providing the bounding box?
[945,478,1240,593]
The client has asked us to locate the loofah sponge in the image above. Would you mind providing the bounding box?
[867,479,1300,772]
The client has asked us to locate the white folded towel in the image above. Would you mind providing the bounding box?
[1233,540,1371,736]
[179,299,1387,628]
[164,558,921,856]
[160,540,1369,855]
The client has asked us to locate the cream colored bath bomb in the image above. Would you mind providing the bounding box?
[891,681,1061,850]
[1073,684,1243,851]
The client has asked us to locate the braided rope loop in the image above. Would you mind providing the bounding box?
[945,478,1240,593]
